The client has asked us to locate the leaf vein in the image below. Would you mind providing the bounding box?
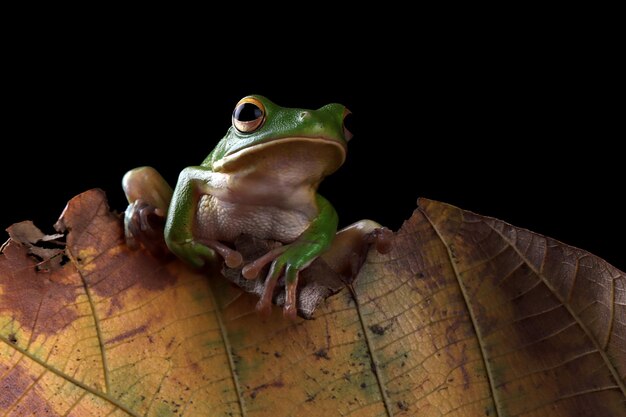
[487,223,626,398]
[420,208,501,417]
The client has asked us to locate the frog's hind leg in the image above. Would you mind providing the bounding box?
[321,219,393,280]
[122,167,173,253]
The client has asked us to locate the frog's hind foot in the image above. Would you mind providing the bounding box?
[321,219,393,280]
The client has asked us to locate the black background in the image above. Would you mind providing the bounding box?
[3,39,623,271]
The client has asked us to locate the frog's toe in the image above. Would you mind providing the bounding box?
[197,239,243,268]
[124,199,167,254]
[255,259,285,317]
[283,264,300,321]
[253,254,304,320]
[242,246,288,279]
[370,227,393,254]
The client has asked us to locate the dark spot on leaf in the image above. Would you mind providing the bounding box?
[274,351,282,358]
[448,243,458,262]
[369,324,386,335]
[8,333,17,344]
[166,337,176,349]
[485,407,490,416]
[105,324,149,345]
[314,349,330,360]
[397,400,409,411]
[360,382,366,389]
[306,393,316,402]
[249,380,284,399]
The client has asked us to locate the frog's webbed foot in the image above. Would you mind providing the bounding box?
[321,220,393,280]
[124,199,169,256]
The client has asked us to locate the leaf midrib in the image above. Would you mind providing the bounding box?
[349,284,394,417]
[207,280,248,417]
[421,208,502,417]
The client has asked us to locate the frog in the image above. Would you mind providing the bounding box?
[122,95,392,320]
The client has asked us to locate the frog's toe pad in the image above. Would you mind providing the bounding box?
[370,227,393,254]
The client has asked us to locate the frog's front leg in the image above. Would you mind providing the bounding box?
[165,167,243,269]
[243,194,338,320]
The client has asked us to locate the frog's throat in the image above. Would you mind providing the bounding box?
[212,137,346,173]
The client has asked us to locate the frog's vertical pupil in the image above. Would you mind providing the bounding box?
[234,103,263,122]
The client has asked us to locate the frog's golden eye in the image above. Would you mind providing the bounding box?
[232,97,265,133]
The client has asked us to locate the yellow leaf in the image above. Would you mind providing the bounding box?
[1,190,624,416]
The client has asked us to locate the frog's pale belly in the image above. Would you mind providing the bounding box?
[194,194,311,243]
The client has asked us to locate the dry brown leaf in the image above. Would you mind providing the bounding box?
[1,189,624,416]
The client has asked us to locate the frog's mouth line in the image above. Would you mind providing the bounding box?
[213,136,347,173]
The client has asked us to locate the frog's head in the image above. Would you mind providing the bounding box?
[206,95,352,180]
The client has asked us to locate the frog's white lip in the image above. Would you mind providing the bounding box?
[213,136,346,172]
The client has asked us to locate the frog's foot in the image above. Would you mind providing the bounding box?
[124,199,168,256]
[365,226,393,254]
[256,260,300,320]
[245,242,319,320]
[321,220,393,279]
[196,238,243,268]
[123,166,173,256]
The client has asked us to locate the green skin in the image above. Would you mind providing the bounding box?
[166,96,346,271]
[123,95,387,319]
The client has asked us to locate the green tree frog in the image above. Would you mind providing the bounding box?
[122,95,391,319]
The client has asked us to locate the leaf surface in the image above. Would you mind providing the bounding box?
[1,190,624,416]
